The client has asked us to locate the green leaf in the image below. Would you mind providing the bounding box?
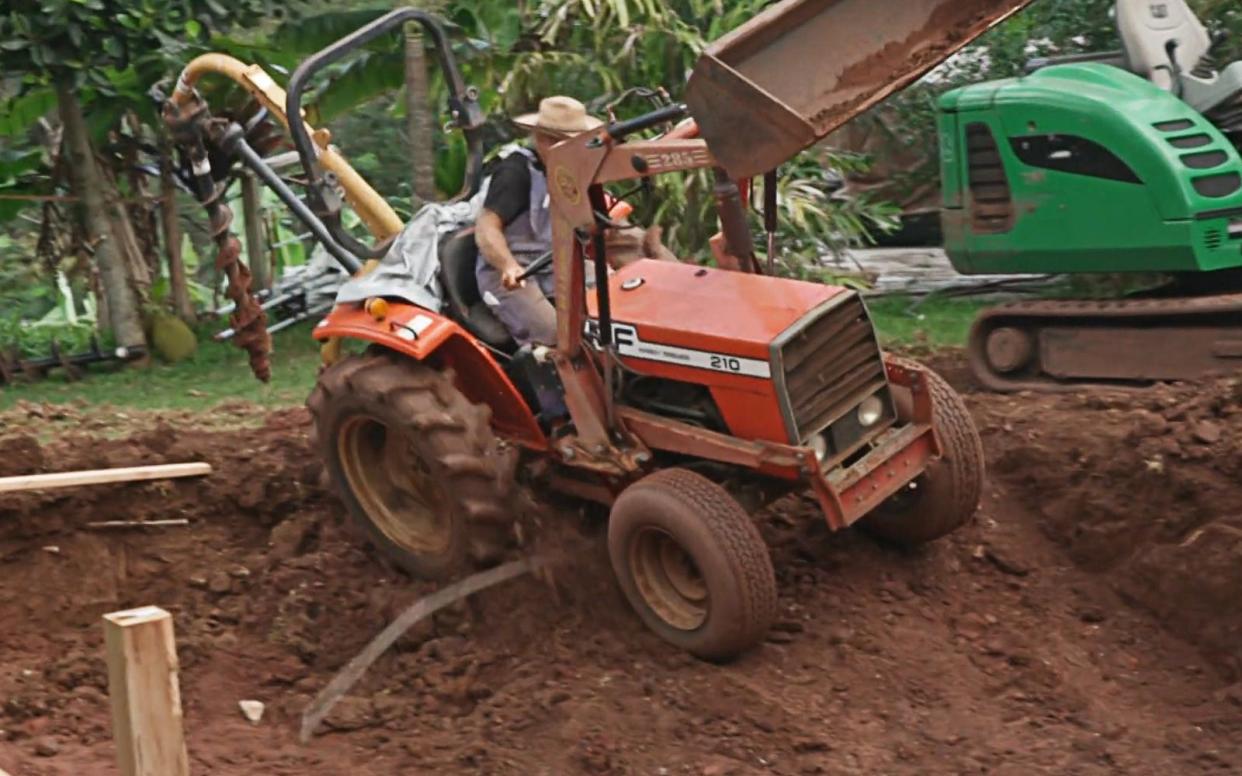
[184,19,202,38]
[0,148,44,181]
[307,50,405,124]
[0,89,57,137]
[272,9,391,55]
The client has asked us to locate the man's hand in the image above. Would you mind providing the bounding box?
[477,209,528,290]
[501,263,526,290]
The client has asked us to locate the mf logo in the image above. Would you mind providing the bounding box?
[584,320,638,349]
[1150,3,1169,19]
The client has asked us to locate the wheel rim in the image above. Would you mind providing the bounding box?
[629,527,708,631]
[985,326,1035,373]
[337,415,452,555]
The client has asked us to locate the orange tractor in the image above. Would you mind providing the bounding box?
[165,0,1030,658]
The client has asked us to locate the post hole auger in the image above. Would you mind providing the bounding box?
[161,8,486,380]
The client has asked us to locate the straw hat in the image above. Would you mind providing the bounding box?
[513,96,604,136]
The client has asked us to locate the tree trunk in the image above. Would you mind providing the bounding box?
[55,80,147,351]
[241,172,269,291]
[101,162,153,295]
[91,264,112,337]
[159,141,196,324]
[125,112,161,281]
[405,19,437,206]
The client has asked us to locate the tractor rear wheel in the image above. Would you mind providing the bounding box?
[860,360,985,545]
[608,468,777,661]
[308,351,508,580]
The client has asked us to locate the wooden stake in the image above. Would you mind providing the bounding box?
[0,462,211,494]
[103,606,190,776]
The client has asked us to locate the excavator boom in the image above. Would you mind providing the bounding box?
[685,0,1036,179]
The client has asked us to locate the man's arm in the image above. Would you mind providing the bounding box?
[476,209,525,290]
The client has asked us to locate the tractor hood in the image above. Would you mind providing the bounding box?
[685,0,1036,179]
[589,259,847,362]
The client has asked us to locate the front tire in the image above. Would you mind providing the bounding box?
[608,469,777,661]
[308,352,508,579]
[861,360,985,545]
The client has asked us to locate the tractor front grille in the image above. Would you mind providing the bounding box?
[772,292,889,444]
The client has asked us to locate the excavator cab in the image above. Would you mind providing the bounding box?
[937,0,1242,391]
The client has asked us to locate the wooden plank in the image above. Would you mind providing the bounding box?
[103,606,190,776]
[86,519,191,530]
[0,462,211,494]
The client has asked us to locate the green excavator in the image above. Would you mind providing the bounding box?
[938,0,1242,390]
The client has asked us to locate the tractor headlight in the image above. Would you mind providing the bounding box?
[809,433,830,463]
[857,395,885,428]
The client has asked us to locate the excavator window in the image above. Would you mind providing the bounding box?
[1009,134,1143,184]
[1192,171,1242,198]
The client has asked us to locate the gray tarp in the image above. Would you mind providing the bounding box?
[334,187,486,311]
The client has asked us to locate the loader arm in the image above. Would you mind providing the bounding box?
[685,0,1036,179]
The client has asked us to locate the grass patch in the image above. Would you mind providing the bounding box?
[0,323,325,412]
[867,294,987,351]
[1,294,985,412]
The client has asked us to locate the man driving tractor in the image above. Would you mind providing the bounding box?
[475,96,675,347]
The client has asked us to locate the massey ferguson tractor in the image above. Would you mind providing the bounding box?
[164,0,1031,659]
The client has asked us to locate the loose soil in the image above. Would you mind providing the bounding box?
[2,358,1240,775]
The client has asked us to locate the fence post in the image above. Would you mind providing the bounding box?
[103,606,190,776]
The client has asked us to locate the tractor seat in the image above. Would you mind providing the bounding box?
[1115,0,1242,117]
[438,228,517,354]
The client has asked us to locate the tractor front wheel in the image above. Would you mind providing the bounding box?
[308,352,508,580]
[860,360,985,545]
[608,468,777,661]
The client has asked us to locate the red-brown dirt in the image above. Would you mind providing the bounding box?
[2,361,1241,775]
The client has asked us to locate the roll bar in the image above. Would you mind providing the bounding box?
[286,7,486,258]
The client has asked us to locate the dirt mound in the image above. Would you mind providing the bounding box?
[976,375,1242,677]
[2,373,1241,774]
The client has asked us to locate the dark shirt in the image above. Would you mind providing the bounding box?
[482,152,544,228]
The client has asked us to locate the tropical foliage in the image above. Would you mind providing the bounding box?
[287,0,899,267]
[2,0,1241,357]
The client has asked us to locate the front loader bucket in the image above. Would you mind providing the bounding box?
[685,0,1034,179]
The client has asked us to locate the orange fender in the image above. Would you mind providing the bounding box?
[313,302,547,450]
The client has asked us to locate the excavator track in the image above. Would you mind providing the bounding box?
[968,294,1242,391]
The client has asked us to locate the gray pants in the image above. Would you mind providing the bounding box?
[476,263,557,347]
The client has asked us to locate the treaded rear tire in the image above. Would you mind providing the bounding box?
[861,359,984,545]
[307,351,508,579]
[608,468,777,661]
